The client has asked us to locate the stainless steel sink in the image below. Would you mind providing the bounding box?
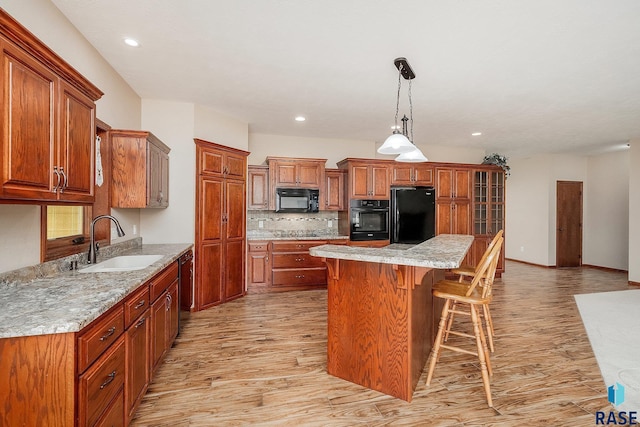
[78,255,163,273]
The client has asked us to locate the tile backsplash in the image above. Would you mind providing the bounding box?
[247,211,341,238]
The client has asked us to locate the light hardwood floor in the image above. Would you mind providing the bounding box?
[131,261,632,426]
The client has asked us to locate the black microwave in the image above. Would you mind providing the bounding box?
[275,188,319,213]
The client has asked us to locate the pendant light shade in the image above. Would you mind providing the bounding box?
[378,131,415,154]
[395,146,428,162]
[377,57,428,162]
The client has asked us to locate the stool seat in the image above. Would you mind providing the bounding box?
[433,280,492,305]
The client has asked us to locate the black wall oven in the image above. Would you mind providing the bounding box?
[350,199,390,241]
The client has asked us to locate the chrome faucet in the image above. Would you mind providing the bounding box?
[88,215,126,264]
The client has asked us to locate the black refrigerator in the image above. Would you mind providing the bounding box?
[390,186,436,244]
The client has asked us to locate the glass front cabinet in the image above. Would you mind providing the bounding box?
[472,169,505,275]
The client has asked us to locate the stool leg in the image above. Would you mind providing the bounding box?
[483,304,495,353]
[471,304,493,407]
[426,298,451,386]
[443,301,457,342]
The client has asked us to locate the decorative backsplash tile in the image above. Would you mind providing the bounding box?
[247,211,341,238]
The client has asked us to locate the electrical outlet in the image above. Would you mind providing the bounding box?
[328,220,333,228]
[133,225,137,235]
[258,220,264,228]
[520,246,525,252]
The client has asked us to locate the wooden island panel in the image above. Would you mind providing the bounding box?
[326,259,443,402]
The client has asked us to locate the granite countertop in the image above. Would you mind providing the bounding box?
[247,232,349,241]
[309,234,474,269]
[0,243,192,339]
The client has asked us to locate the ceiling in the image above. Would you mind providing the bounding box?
[50,0,640,158]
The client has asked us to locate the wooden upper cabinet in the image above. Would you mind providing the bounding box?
[391,164,433,186]
[267,157,325,189]
[325,169,346,211]
[0,24,102,203]
[111,130,170,208]
[338,159,389,200]
[247,165,269,210]
[197,138,246,180]
[436,168,471,200]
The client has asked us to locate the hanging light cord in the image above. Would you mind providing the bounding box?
[394,64,403,130]
[408,77,413,143]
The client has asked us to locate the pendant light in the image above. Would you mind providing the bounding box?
[377,58,415,155]
[377,58,428,162]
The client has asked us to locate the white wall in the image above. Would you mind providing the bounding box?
[195,105,249,151]
[0,0,142,273]
[584,150,629,270]
[505,155,552,266]
[629,140,640,283]
[139,101,196,244]
[375,143,486,165]
[249,134,374,168]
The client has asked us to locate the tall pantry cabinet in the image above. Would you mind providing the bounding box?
[194,139,249,311]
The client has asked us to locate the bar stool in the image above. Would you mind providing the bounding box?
[425,236,503,407]
[446,230,504,352]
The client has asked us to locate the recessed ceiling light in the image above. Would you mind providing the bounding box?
[295,116,306,122]
[472,132,482,136]
[124,38,139,47]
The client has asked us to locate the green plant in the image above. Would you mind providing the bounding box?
[482,153,510,177]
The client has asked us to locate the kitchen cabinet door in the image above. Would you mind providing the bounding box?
[167,280,179,345]
[58,81,95,202]
[196,242,223,309]
[248,242,271,289]
[248,166,269,210]
[0,40,57,201]
[325,169,346,210]
[198,177,224,242]
[268,157,325,189]
[348,163,389,199]
[224,239,245,300]
[350,165,370,198]
[225,179,246,240]
[150,293,168,373]
[436,168,471,200]
[125,309,150,422]
[370,165,390,199]
[436,201,470,235]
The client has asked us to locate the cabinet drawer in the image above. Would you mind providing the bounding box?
[124,284,149,328]
[248,241,269,252]
[78,305,124,373]
[271,240,327,252]
[78,335,125,427]
[149,261,179,302]
[272,253,325,269]
[272,268,327,287]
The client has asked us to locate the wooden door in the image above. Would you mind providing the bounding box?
[325,169,345,210]
[147,142,162,207]
[197,242,223,309]
[0,40,57,201]
[453,201,471,235]
[167,280,179,344]
[351,165,370,198]
[413,166,434,185]
[196,176,224,309]
[391,164,413,185]
[125,309,150,421]
[248,250,270,287]
[224,239,245,300]
[370,165,389,199]
[454,170,471,199]
[556,181,582,267]
[436,202,452,235]
[247,166,269,210]
[297,162,322,188]
[150,294,168,372]
[226,179,246,240]
[58,81,95,202]
[436,169,453,199]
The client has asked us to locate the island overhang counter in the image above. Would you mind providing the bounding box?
[309,234,474,402]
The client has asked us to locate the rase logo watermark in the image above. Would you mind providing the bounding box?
[596,382,638,425]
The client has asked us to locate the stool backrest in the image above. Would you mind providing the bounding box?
[466,236,503,299]
[475,230,504,277]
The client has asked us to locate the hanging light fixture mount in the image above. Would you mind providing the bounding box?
[394,57,415,80]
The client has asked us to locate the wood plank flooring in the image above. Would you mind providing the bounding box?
[131,261,632,426]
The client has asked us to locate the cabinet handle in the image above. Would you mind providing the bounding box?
[134,300,146,309]
[295,274,305,279]
[135,317,146,329]
[59,167,67,193]
[99,326,116,341]
[166,293,172,311]
[265,256,269,262]
[100,370,117,389]
[52,167,61,193]
[158,191,164,202]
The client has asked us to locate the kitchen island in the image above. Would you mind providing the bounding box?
[309,234,474,402]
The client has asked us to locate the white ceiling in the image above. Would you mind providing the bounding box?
[51,0,640,158]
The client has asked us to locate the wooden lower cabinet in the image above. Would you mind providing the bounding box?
[125,309,150,423]
[0,260,182,426]
[247,240,349,292]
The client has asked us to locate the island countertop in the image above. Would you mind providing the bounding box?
[309,234,474,268]
[0,243,192,339]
